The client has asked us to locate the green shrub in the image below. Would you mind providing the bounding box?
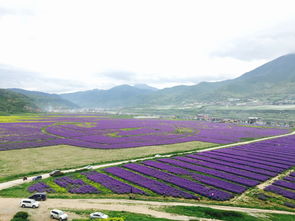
[10,211,29,221]
[11,218,25,221]
[205,210,243,219]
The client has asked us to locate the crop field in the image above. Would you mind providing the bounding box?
[1,114,294,213]
[2,133,294,211]
[0,114,288,151]
[0,114,290,180]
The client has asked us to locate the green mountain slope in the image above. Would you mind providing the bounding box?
[9,89,79,111]
[145,54,295,105]
[61,85,155,108]
[0,89,37,114]
[220,54,295,99]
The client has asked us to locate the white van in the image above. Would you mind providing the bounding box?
[20,199,40,208]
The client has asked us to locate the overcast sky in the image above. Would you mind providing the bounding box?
[1,0,295,93]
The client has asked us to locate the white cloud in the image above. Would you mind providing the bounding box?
[0,0,295,92]
[212,20,295,61]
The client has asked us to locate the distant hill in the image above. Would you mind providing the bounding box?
[144,54,295,105]
[221,54,295,100]
[133,84,158,91]
[60,85,155,108]
[0,89,37,114]
[60,54,295,108]
[9,89,79,111]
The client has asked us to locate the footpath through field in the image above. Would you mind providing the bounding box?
[0,130,295,191]
[0,198,295,221]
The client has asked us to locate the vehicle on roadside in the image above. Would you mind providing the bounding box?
[90,212,109,219]
[49,170,64,177]
[20,199,40,208]
[32,175,42,181]
[50,209,68,221]
[83,165,93,170]
[29,192,47,201]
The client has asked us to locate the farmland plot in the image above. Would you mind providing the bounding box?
[0,115,288,150]
[21,134,295,204]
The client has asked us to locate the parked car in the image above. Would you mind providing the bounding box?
[49,170,64,177]
[29,192,47,201]
[90,212,108,219]
[20,199,39,208]
[50,209,68,221]
[83,165,93,170]
[32,175,42,181]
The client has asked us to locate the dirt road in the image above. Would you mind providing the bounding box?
[1,198,295,221]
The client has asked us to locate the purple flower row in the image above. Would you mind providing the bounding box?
[142,160,246,194]
[158,158,259,187]
[232,146,295,162]
[69,185,100,194]
[123,163,233,201]
[196,152,283,173]
[188,154,276,176]
[214,149,294,167]
[273,180,295,191]
[82,171,146,194]
[54,176,99,194]
[175,156,269,181]
[27,182,55,193]
[264,185,295,200]
[54,176,85,187]
[211,150,289,169]
[284,176,295,182]
[104,166,197,199]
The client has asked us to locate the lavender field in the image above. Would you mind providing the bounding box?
[0,115,288,150]
[26,134,295,203]
[264,172,295,200]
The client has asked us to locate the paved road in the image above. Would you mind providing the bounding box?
[1,198,294,221]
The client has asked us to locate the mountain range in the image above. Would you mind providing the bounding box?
[61,54,295,107]
[1,54,295,113]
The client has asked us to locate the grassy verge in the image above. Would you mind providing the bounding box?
[162,205,295,221]
[163,205,257,221]
[67,209,178,221]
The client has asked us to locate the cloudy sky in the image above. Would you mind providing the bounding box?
[1,0,295,93]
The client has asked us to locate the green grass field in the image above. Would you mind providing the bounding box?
[69,209,177,221]
[0,141,214,182]
[162,205,295,221]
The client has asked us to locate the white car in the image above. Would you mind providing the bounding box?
[20,199,39,208]
[50,209,68,221]
[90,212,109,219]
[83,165,93,170]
